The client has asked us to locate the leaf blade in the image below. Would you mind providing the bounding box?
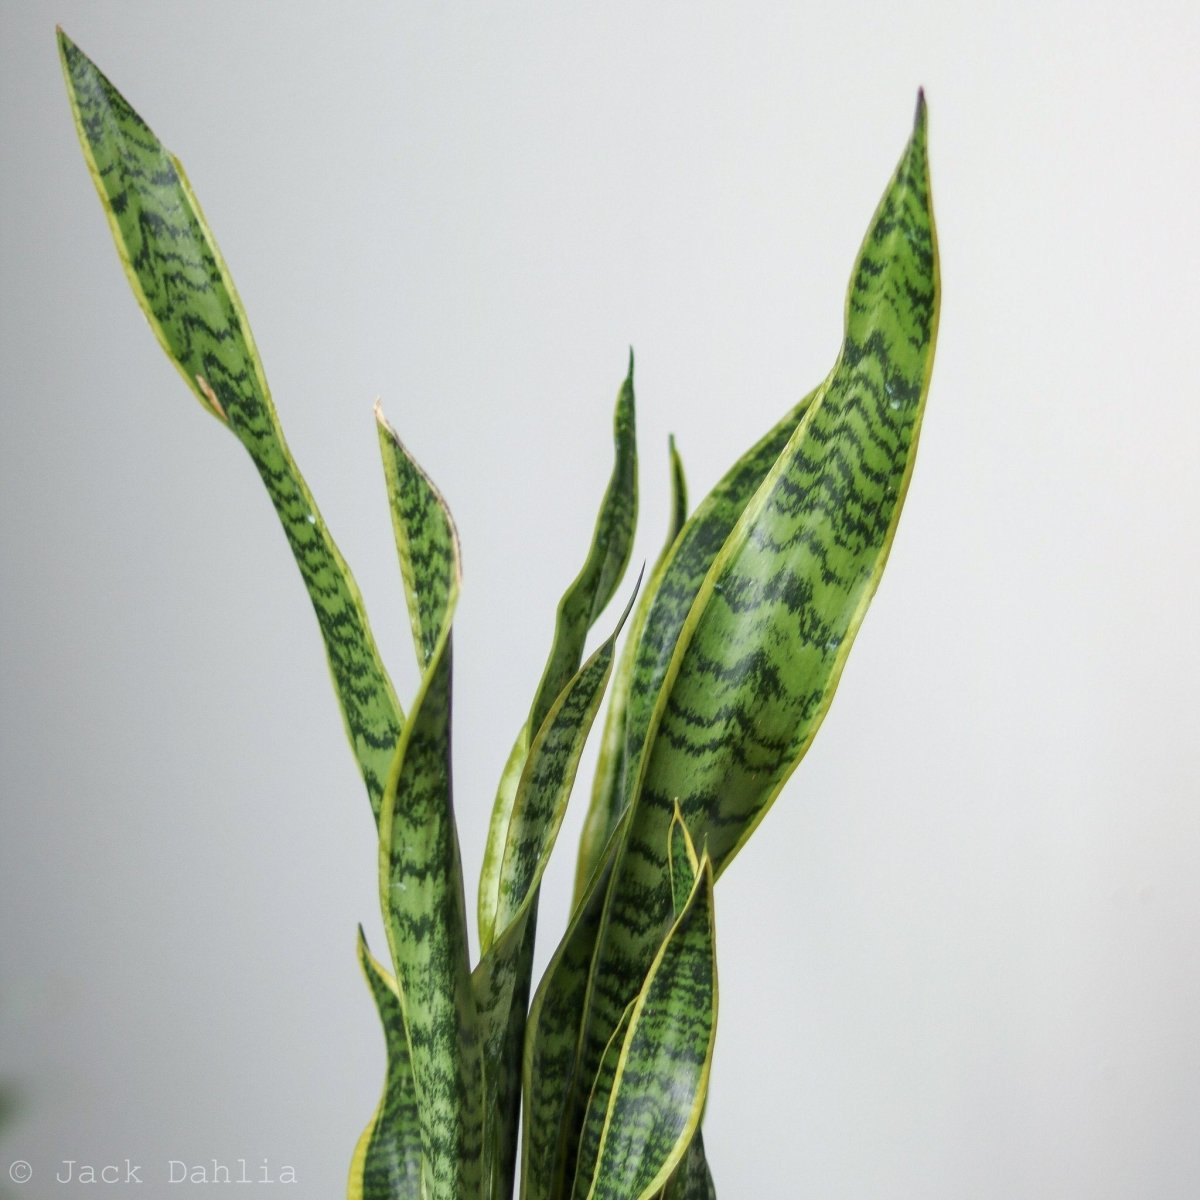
[581,94,939,1139]
[479,361,637,951]
[376,440,480,1200]
[574,385,820,897]
[58,31,404,819]
[583,861,718,1200]
[347,930,422,1200]
[520,812,631,1200]
[473,602,630,1200]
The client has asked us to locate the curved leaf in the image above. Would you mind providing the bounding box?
[570,1000,636,1200]
[377,404,461,670]
[573,385,820,898]
[582,91,939,1125]
[347,929,422,1200]
[520,811,631,1200]
[376,437,480,1200]
[473,589,636,1200]
[667,803,700,918]
[582,860,717,1200]
[658,811,714,1200]
[480,361,637,950]
[664,436,689,558]
[580,810,711,1200]
[58,31,403,819]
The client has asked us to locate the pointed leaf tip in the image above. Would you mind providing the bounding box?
[914,87,927,128]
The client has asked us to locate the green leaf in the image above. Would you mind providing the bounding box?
[348,929,422,1200]
[574,385,819,899]
[664,436,689,558]
[376,437,480,1200]
[658,811,714,1200]
[520,811,631,1200]
[530,356,639,732]
[570,999,636,1200]
[579,860,718,1200]
[377,405,461,671]
[582,92,939,1112]
[657,1132,716,1200]
[482,919,536,1200]
[473,591,635,1200]
[58,31,403,820]
[580,812,710,1200]
[667,804,700,919]
[480,361,638,951]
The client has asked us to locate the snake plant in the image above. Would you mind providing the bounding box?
[59,28,939,1200]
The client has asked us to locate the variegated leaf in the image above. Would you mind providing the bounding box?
[347,929,421,1200]
[580,91,938,1154]
[480,361,637,952]
[375,432,481,1200]
[58,31,403,819]
[581,860,717,1200]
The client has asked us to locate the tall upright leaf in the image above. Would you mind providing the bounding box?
[348,930,422,1200]
[473,590,636,1200]
[581,90,939,1116]
[479,362,638,951]
[521,812,632,1200]
[58,31,403,819]
[375,423,480,1200]
[578,860,717,1200]
[376,405,459,673]
[574,385,820,898]
[580,810,716,1200]
[569,1000,636,1200]
[657,812,715,1200]
[663,436,689,562]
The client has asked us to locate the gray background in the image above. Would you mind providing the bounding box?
[3,1,1199,1196]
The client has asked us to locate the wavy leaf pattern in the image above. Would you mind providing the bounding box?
[575,385,820,897]
[583,862,717,1200]
[579,97,937,1107]
[480,365,638,955]
[348,931,422,1200]
[374,427,481,1200]
[58,31,403,820]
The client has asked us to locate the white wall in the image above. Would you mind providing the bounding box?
[2,1,1197,1195]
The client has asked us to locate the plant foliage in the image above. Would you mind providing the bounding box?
[59,29,939,1199]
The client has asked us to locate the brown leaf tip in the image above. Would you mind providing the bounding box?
[195,375,228,422]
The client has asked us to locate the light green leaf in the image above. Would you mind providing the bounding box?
[58,31,403,820]
[664,436,689,558]
[376,437,480,1200]
[377,404,461,671]
[480,361,637,951]
[473,591,635,1200]
[667,804,700,919]
[570,1000,636,1200]
[347,929,422,1200]
[574,383,820,899]
[580,811,709,1200]
[582,92,939,1113]
[658,811,714,1200]
[520,811,631,1200]
[581,860,718,1200]
[529,356,639,732]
